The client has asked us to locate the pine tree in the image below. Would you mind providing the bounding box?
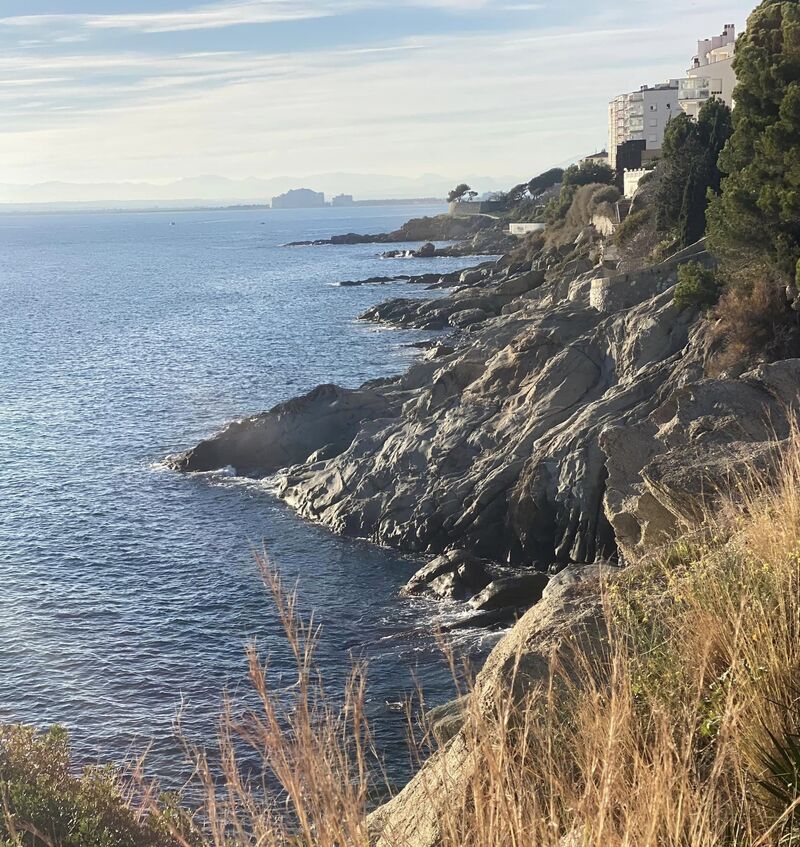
[656,99,732,249]
[707,0,800,285]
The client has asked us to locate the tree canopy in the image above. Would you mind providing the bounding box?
[656,98,732,249]
[706,0,800,285]
[447,183,473,203]
[527,168,565,196]
[562,160,615,189]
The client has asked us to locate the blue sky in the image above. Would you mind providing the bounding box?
[0,0,755,198]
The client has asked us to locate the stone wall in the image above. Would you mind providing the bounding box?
[590,240,713,314]
[449,200,508,217]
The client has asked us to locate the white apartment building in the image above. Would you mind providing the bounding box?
[608,81,680,169]
[679,24,737,119]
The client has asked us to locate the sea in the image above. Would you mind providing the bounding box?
[0,203,500,789]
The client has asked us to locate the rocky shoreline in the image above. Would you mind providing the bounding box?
[286,212,518,258]
[168,205,800,623]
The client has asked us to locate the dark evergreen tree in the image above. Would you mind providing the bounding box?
[706,0,800,284]
[527,167,565,196]
[561,160,615,188]
[656,99,732,248]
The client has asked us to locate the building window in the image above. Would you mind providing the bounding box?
[649,104,658,111]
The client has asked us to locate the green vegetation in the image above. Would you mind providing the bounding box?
[613,207,650,247]
[527,167,564,197]
[707,0,800,288]
[0,725,189,847]
[447,183,477,204]
[562,160,614,189]
[674,261,721,310]
[544,160,615,225]
[655,97,732,249]
[589,185,621,209]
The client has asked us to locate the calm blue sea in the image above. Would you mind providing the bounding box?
[0,204,496,786]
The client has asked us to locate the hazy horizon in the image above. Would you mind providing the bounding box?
[1,0,754,204]
[0,171,512,207]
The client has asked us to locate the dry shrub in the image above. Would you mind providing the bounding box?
[504,230,545,267]
[710,272,800,375]
[545,184,611,248]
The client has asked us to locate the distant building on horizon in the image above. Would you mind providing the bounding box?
[331,194,355,207]
[271,188,326,209]
[608,80,680,170]
[679,24,737,119]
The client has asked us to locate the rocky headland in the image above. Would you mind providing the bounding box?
[285,212,518,258]
[169,214,798,583]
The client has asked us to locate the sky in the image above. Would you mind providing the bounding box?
[0,0,755,201]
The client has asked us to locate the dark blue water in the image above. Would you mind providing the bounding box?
[0,205,498,785]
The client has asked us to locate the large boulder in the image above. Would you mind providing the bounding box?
[448,308,488,329]
[401,549,493,601]
[468,572,549,612]
[166,383,395,474]
[601,359,800,560]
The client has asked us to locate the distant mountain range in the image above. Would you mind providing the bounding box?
[0,172,517,210]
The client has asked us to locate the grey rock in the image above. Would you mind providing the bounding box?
[368,572,608,847]
[448,308,488,328]
[469,572,549,612]
[459,269,484,285]
[601,358,800,560]
[401,549,493,601]
[171,245,800,579]
[425,695,469,745]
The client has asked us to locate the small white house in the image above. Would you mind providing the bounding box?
[509,222,546,237]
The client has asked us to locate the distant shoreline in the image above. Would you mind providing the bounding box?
[0,198,445,216]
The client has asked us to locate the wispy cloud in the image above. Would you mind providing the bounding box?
[0,0,754,192]
[0,0,541,35]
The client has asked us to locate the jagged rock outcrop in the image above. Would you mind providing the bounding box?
[284,214,496,246]
[168,383,400,474]
[400,549,495,601]
[169,247,703,566]
[603,358,800,561]
[169,240,800,575]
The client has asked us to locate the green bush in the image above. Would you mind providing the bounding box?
[613,208,650,247]
[544,184,577,224]
[590,185,621,209]
[674,262,720,310]
[0,725,190,847]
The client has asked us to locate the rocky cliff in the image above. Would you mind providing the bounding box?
[170,228,800,571]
